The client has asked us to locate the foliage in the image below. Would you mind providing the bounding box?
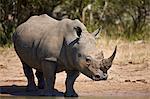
[0,0,150,46]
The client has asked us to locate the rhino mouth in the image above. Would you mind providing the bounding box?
[92,73,108,81]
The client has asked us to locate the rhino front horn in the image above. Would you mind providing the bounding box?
[108,46,117,62]
[102,46,117,69]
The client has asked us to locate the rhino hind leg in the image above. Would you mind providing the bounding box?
[40,60,57,96]
[22,62,37,91]
[35,71,45,89]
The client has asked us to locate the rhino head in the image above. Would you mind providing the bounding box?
[65,19,117,81]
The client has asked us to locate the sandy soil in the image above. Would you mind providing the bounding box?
[0,39,150,96]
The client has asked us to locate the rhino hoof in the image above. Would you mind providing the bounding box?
[26,85,37,92]
[64,92,78,97]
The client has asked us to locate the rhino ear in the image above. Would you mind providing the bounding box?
[92,27,102,38]
[74,26,82,37]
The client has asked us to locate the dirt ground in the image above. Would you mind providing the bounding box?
[0,39,150,96]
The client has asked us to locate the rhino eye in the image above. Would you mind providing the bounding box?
[86,57,91,63]
[78,53,82,57]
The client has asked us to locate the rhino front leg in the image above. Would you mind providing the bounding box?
[65,70,80,97]
[41,60,56,96]
[22,62,37,91]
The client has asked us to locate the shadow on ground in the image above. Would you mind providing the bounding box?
[0,85,64,96]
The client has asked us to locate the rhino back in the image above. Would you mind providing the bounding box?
[13,14,64,71]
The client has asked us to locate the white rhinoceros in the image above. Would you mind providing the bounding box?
[12,14,117,97]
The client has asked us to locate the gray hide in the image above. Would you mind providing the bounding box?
[13,14,117,97]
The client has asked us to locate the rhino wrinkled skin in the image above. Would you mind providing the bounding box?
[13,14,117,97]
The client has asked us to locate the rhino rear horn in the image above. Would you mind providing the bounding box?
[92,26,102,38]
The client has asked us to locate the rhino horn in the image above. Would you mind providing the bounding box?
[102,46,117,69]
[107,46,117,62]
[92,26,102,38]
